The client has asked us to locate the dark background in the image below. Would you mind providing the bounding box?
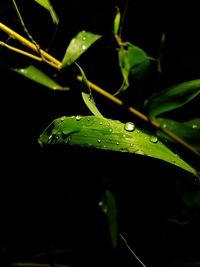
[1,1,200,266]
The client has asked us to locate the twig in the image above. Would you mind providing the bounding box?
[120,234,147,267]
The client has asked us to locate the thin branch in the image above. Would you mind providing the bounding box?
[120,234,147,267]
[0,41,42,62]
[0,22,61,68]
[0,22,199,159]
[12,0,41,53]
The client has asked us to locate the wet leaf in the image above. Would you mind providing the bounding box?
[76,63,104,117]
[38,115,198,177]
[61,30,102,69]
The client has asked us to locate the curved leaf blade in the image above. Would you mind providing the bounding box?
[145,79,200,119]
[99,190,118,249]
[38,115,197,177]
[61,31,102,69]
[157,118,200,150]
[12,65,69,90]
[115,42,150,95]
[34,0,59,24]
[76,63,104,117]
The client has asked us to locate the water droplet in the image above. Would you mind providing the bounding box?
[82,36,86,41]
[150,135,158,143]
[75,115,82,121]
[135,149,145,155]
[60,117,65,122]
[163,124,167,128]
[192,124,198,129]
[82,45,86,50]
[99,121,103,125]
[124,122,135,132]
[99,201,103,207]
[97,139,101,143]
[116,142,119,145]
[107,123,110,127]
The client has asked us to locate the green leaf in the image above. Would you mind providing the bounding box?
[99,190,118,248]
[12,65,69,90]
[145,79,200,119]
[115,42,150,95]
[75,63,104,117]
[38,115,198,177]
[61,31,102,69]
[113,7,121,36]
[34,0,59,24]
[157,118,200,150]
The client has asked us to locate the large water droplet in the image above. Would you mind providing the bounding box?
[150,135,158,143]
[192,124,198,129]
[97,139,101,143]
[124,122,135,132]
[75,115,82,121]
[82,45,86,50]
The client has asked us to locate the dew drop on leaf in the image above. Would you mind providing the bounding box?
[192,124,198,129]
[149,135,158,143]
[124,122,135,132]
[75,115,82,121]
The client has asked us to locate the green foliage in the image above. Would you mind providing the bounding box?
[38,115,197,176]
[99,190,118,248]
[157,118,200,150]
[0,1,200,265]
[115,41,150,95]
[34,0,59,24]
[12,65,69,90]
[145,79,200,119]
[61,30,102,69]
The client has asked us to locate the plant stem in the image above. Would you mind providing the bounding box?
[0,22,199,158]
[120,234,147,267]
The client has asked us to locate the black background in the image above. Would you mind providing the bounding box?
[1,1,200,266]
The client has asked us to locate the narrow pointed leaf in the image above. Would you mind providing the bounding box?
[61,31,102,69]
[99,190,118,248]
[115,42,150,95]
[114,7,121,36]
[145,80,200,119]
[157,118,200,150]
[38,115,198,177]
[76,63,104,117]
[34,0,59,24]
[12,65,69,90]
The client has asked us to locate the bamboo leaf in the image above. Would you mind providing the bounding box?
[157,118,200,150]
[34,0,59,24]
[145,80,200,119]
[76,63,104,117]
[61,31,102,69]
[99,190,118,248]
[113,7,121,36]
[115,42,150,95]
[38,115,198,177]
[12,65,69,90]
